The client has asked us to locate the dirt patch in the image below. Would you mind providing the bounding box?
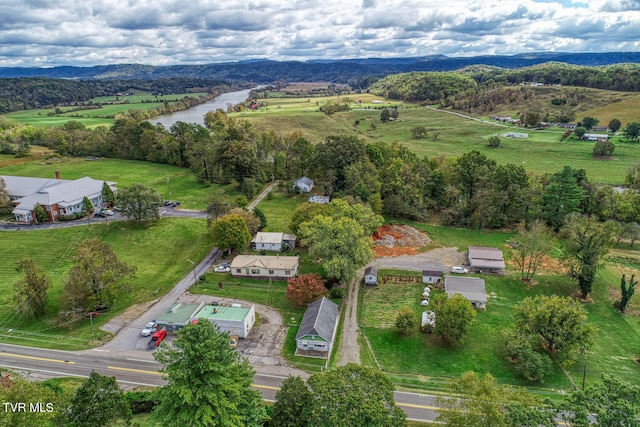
[506,253,569,275]
[571,291,595,304]
[372,225,431,258]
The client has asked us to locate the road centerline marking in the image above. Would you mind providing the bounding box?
[0,352,75,364]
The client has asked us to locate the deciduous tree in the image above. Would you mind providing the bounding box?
[209,213,251,254]
[304,364,406,427]
[623,122,640,141]
[0,177,11,214]
[607,118,622,133]
[512,220,552,281]
[59,239,136,322]
[581,116,599,130]
[513,294,595,364]
[395,307,416,335]
[153,320,266,427]
[270,376,312,427]
[286,274,328,307]
[81,196,93,214]
[101,181,116,208]
[64,371,131,427]
[34,203,48,223]
[617,273,637,314]
[118,183,162,221]
[13,258,50,319]
[0,373,67,427]
[432,292,476,343]
[561,214,615,298]
[593,139,615,157]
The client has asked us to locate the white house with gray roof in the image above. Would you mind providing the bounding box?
[250,232,297,251]
[296,297,339,355]
[293,176,314,193]
[444,276,487,309]
[1,174,117,224]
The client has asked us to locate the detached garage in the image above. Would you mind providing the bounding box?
[468,246,505,272]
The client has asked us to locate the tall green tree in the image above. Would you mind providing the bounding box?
[304,364,406,427]
[270,376,312,427]
[311,135,366,194]
[101,181,116,208]
[436,371,555,427]
[581,116,599,130]
[432,292,477,343]
[561,214,615,298]
[64,371,131,427]
[623,122,640,141]
[118,183,162,221]
[209,213,251,254]
[153,319,266,427]
[0,177,11,214]
[541,166,586,230]
[513,295,595,364]
[13,258,50,319]
[34,203,48,223]
[0,373,67,427]
[59,239,136,322]
[607,118,622,133]
[82,196,94,214]
[512,220,552,281]
[617,273,637,314]
[454,150,496,207]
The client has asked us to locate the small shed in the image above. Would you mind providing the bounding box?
[364,266,378,285]
[444,276,487,309]
[296,297,339,355]
[422,267,444,284]
[294,176,314,193]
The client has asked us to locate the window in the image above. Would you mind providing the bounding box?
[236,269,241,273]
[251,269,260,274]
[268,270,274,275]
[245,269,250,274]
[285,270,291,275]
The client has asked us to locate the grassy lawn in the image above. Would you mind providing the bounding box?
[0,218,214,349]
[255,190,307,233]
[0,156,237,210]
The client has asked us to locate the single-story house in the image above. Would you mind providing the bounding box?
[364,266,378,285]
[294,176,314,193]
[583,133,609,142]
[296,297,339,355]
[309,195,330,204]
[230,255,299,280]
[1,173,117,224]
[558,123,577,129]
[251,232,297,251]
[191,304,256,338]
[468,246,505,272]
[156,302,205,330]
[591,126,609,132]
[422,266,444,284]
[501,132,528,138]
[444,276,487,309]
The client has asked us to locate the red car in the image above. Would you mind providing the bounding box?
[148,329,166,348]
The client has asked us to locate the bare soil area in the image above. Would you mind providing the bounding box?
[372,224,431,257]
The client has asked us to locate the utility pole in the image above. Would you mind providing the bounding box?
[187,259,198,287]
[89,313,95,342]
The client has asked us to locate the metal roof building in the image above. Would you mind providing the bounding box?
[467,246,505,271]
[296,297,339,355]
[192,304,256,338]
[444,276,487,309]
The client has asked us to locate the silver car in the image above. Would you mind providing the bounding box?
[141,321,158,336]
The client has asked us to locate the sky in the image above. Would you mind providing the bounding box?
[1,0,639,67]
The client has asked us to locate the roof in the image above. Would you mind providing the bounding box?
[230,255,299,270]
[194,305,252,322]
[157,303,203,324]
[295,176,314,186]
[422,269,443,277]
[1,175,61,197]
[468,246,505,270]
[251,232,284,245]
[444,276,487,304]
[364,266,378,276]
[296,297,339,342]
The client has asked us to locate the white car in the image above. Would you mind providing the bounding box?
[214,265,231,273]
[141,321,158,336]
[103,209,114,216]
[451,266,468,274]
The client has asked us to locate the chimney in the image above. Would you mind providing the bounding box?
[55,171,61,180]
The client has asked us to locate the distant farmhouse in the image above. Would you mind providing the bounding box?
[230,255,299,280]
[583,133,609,142]
[296,297,339,355]
[309,195,331,204]
[1,173,116,224]
[251,232,297,251]
[293,176,314,193]
[501,132,528,138]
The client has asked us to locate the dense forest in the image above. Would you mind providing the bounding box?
[0,78,245,114]
[368,72,477,102]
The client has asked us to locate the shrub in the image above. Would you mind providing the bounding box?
[125,390,160,414]
[329,287,345,299]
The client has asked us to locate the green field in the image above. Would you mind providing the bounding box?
[0,218,215,349]
[0,155,237,210]
[3,92,207,128]
[233,92,640,185]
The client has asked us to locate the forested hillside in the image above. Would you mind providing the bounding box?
[368,72,477,102]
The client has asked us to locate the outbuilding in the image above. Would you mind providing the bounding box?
[156,303,204,330]
[364,266,378,285]
[191,304,256,339]
[468,246,505,272]
[422,266,444,284]
[444,276,487,309]
[293,176,314,193]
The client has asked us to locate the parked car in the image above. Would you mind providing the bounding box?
[218,260,231,267]
[103,209,114,216]
[451,266,468,274]
[94,211,105,218]
[214,265,231,273]
[148,329,167,348]
[141,321,158,337]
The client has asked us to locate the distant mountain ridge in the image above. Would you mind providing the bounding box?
[1,52,639,82]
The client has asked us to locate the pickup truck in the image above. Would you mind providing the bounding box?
[148,329,167,348]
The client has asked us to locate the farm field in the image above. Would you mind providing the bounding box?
[234,90,640,185]
[0,218,215,349]
[0,155,238,210]
[3,92,208,128]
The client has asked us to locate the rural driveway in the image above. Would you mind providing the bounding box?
[336,247,467,366]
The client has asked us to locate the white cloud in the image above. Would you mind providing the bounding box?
[0,0,638,66]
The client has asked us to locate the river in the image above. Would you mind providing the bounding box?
[148,87,257,128]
